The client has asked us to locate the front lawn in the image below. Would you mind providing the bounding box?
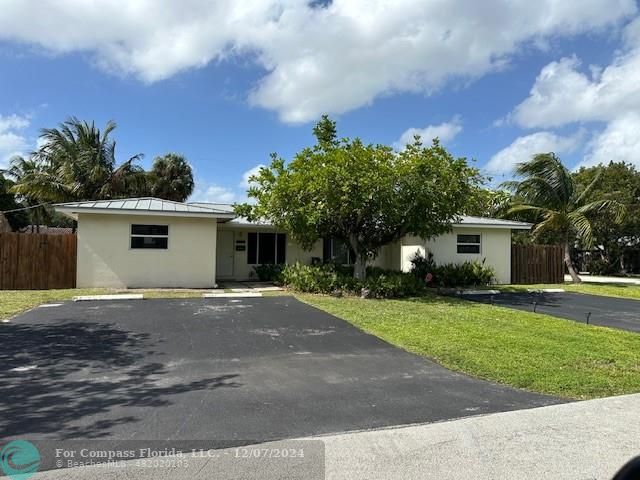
[298,293,640,400]
[498,283,640,300]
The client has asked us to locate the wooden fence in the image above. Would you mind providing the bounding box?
[0,233,77,290]
[511,244,564,284]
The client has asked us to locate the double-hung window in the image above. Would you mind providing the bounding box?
[131,224,169,249]
[247,232,286,264]
[456,234,481,254]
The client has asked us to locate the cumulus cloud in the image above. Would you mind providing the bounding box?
[394,117,462,150]
[0,0,635,122]
[486,131,583,174]
[503,17,640,169]
[240,164,266,189]
[512,52,640,128]
[0,114,30,168]
[581,113,640,167]
[190,183,238,204]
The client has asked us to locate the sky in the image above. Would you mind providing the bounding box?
[0,0,639,203]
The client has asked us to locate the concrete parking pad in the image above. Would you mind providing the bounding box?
[461,291,640,332]
[1,297,558,452]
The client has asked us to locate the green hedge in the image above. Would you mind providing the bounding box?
[280,263,425,298]
[410,251,495,287]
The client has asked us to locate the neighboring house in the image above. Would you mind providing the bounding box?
[55,197,532,288]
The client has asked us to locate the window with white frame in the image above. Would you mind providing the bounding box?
[456,234,481,254]
[247,232,286,264]
[131,224,169,249]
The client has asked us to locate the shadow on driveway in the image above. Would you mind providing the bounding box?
[0,320,240,439]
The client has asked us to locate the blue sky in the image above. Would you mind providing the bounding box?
[0,1,639,202]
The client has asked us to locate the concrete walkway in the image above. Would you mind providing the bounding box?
[566,273,640,285]
[34,394,640,479]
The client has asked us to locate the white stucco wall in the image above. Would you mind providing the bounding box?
[77,213,218,288]
[400,227,513,284]
[216,226,323,280]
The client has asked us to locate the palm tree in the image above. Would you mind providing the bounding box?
[503,153,623,283]
[148,153,194,202]
[33,117,148,201]
[4,155,57,232]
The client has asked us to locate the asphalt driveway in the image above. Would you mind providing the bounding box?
[1,296,558,446]
[461,291,640,332]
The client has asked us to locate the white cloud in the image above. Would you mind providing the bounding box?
[580,112,640,167]
[503,17,640,170]
[240,164,266,189]
[0,0,635,122]
[512,17,640,129]
[486,131,583,174]
[0,114,30,168]
[394,117,462,150]
[190,183,238,204]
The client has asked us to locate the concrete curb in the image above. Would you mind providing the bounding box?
[460,289,500,295]
[527,288,565,293]
[202,292,263,298]
[73,294,144,302]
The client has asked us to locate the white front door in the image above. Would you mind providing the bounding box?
[216,230,234,278]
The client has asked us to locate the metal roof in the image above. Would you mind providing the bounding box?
[188,203,532,229]
[55,197,235,219]
[456,216,532,229]
[54,198,531,229]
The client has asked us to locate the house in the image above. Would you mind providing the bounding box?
[54,197,532,288]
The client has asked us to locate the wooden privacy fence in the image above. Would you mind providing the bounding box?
[511,244,564,284]
[0,233,77,290]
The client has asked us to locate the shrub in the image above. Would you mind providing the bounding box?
[364,272,425,298]
[410,252,495,287]
[280,262,424,298]
[252,264,284,282]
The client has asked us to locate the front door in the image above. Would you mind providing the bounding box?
[216,230,234,278]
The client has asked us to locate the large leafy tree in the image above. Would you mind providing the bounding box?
[504,153,623,283]
[464,188,511,218]
[147,153,194,202]
[236,115,482,279]
[573,161,640,273]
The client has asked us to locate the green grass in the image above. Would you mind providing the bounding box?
[497,283,640,300]
[297,293,640,400]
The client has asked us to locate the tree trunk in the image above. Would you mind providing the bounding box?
[353,254,367,280]
[564,240,581,283]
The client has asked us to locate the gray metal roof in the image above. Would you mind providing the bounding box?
[456,215,532,229]
[55,198,531,229]
[188,203,531,229]
[187,202,235,214]
[55,197,234,216]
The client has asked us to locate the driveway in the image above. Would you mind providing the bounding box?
[462,291,640,332]
[1,297,558,446]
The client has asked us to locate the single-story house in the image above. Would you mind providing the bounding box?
[55,197,532,288]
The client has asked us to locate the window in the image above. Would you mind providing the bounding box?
[247,232,286,264]
[457,234,481,254]
[131,224,168,249]
[323,237,356,264]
